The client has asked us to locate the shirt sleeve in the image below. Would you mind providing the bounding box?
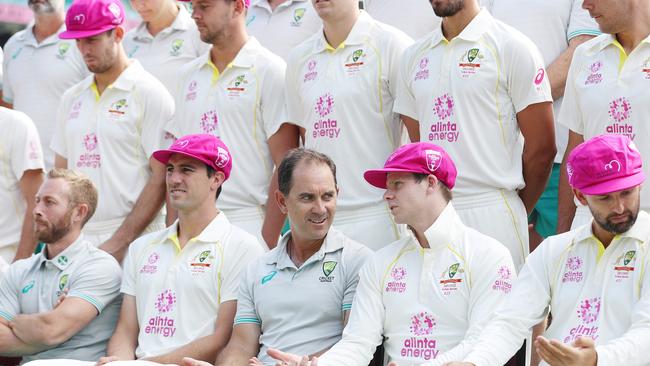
[233,260,261,325]
[594,251,650,365]
[319,254,385,366]
[284,50,306,128]
[463,240,554,365]
[50,90,74,159]
[219,235,263,303]
[341,244,372,312]
[120,239,140,296]
[260,56,289,138]
[139,81,175,158]
[557,46,586,134]
[392,44,419,120]
[0,264,22,321]
[427,242,517,365]
[386,31,414,98]
[10,113,44,179]
[67,254,123,313]
[567,0,601,40]
[504,35,552,113]
[2,41,13,102]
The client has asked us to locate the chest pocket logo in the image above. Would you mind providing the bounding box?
[319,261,337,283]
[21,280,35,294]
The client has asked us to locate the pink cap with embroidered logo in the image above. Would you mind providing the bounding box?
[567,134,644,195]
[153,134,233,180]
[364,142,457,189]
[59,0,125,40]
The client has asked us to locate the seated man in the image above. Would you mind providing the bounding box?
[445,135,650,366]
[0,168,122,363]
[184,148,372,366]
[268,142,516,365]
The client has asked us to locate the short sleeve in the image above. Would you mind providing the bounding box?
[67,254,122,313]
[219,234,263,303]
[120,240,140,296]
[0,264,22,321]
[557,48,585,134]
[393,45,419,120]
[139,81,175,158]
[385,30,414,98]
[233,260,261,325]
[505,36,552,113]
[260,56,289,138]
[2,41,13,103]
[284,50,306,128]
[567,0,601,40]
[10,113,44,179]
[342,243,372,311]
[50,90,75,159]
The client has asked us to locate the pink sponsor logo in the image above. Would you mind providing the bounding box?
[433,94,454,120]
[215,146,230,168]
[145,289,177,338]
[563,256,584,283]
[155,289,176,313]
[69,101,82,119]
[140,252,160,274]
[83,133,98,151]
[564,297,601,343]
[386,267,407,294]
[401,312,439,360]
[312,94,340,139]
[608,97,632,123]
[492,265,512,294]
[78,133,101,169]
[585,61,603,85]
[304,60,318,82]
[534,68,545,85]
[577,297,601,324]
[429,94,459,142]
[425,150,442,172]
[391,266,407,281]
[415,57,430,81]
[315,93,334,117]
[200,110,219,134]
[186,80,198,101]
[410,312,436,336]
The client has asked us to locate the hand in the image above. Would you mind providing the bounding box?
[96,356,120,366]
[99,237,128,263]
[249,357,264,366]
[267,348,317,366]
[535,336,597,366]
[181,357,213,366]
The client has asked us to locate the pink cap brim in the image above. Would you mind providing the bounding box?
[578,172,645,195]
[364,168,422,189]
[59,25,117,39]
[152,149,214,170]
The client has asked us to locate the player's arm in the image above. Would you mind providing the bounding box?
[214,322,262,365]
[517,102,556,214]
[0,316,47,356]
[547,35,595,100]
[557,131,584,233]
[54,154,68,169]
[15,169,43,260]
[401,115,420,142]
[9,296,100,348]
[100,157,166,262]
[146,300,237,364]
[263,123,300,249]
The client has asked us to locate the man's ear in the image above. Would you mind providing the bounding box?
[274,190,288,215]
[573,188,588,206]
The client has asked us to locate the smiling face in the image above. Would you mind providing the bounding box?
[277,160,338,243]
[166,154,223,212]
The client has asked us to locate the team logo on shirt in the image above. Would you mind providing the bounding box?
[57,255,69,267]
[56,42,70,59]
[21,280,35,294]
[261,270,278,284]
[291,8,306,27]
[415,57,430,81]
[562,256,584,283]
[606,97,635,141]
[79,133,101,169]
[140,252,160,274]
[304,60,318,82]
[319,261,337,282]
[491,265,512,294]
[189,250,215,274]
[585,61,603,85]
[613,250,636,281]
[107,98,128,121]
[439,262,463,295]
[56,274,69,296]
[170,39,184,56]
[226,74,248,97]
[564,297,601,343]
[344,49,367,75]
[312,93,340,140]
[146,289,177,338]
[200,110,219,134]
[428,94,459,143]
[642,57,650,79]
[386,266,407,293]
[458,48,483,78]
[402,312,440,360]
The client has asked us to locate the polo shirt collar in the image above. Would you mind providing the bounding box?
[201,37,261,70]
[37,235,88,270]
[268,227,344,269]
[573,210,650,245]
[314,10,374,53]
[165,212,233,249]
[251,0,308,12]
[406,202,462,250]
[108,60,146,91]
[131,5,193,41]
[590,33,650,54]
[429,8,493,47]
[17,22,67,47]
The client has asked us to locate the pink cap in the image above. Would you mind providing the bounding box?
[364,142,457,189]
[178,0,250,7]
[567,134,644,195]
[153,134,233,181]
[59,0,125,40]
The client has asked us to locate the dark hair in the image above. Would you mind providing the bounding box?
[278,148,337,195]
[206,165,222,201]
[413,173,452,202]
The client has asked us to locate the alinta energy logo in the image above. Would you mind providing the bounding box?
[304,60,318,82]
[200,110,219,134]
[564,297,600,343]
[606,97,635,141]
[386,266,407,294]
[415,57,430,81]
[78,133,101,169]
[186,80,198,101]
[563,256,584,283]
[492,265,512,294]
[68,100,83,120]
[401,311,439,360]
[312,93,340,140]
[585,60,603,85]
[140,252,160,274]
[146,289,177,338]
[429,93,459,143]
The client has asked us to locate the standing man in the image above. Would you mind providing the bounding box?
[0,168,122,363]
[285,0,413,250]
[52,0,175,261]
[95,134,263,364]
[268,142,516,365]
[2,0,88,168]
[0,108,44,263]
[246,0,321,61]
[445,134,650,366]
[168,0,299,249]
[557,0,650,233]
[394,0,556,270]
[363,0,439,40]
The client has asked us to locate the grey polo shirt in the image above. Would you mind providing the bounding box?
[0,235,122,362]
[234,227,372,365]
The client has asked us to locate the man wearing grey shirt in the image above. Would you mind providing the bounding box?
[0,168,122,363]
